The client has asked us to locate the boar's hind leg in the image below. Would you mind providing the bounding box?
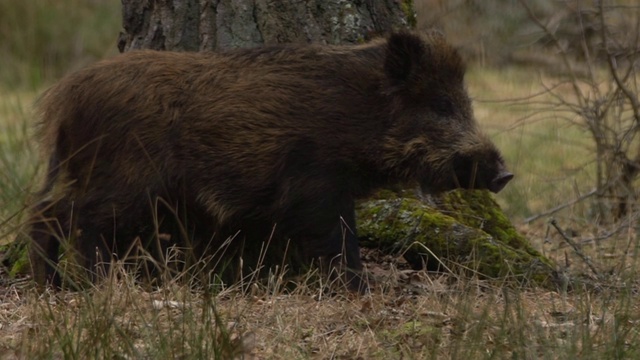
[29,199,64,287]
[29,198,113,288]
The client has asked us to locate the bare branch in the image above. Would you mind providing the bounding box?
[550,219,600,278]
[524,188,598,224]
[519,0,587,108]
[599,1,640,124]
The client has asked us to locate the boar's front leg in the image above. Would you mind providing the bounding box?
[275,142,366,291]
[284,195,367,293]
[74,219,114,286]
[322,199,367,293]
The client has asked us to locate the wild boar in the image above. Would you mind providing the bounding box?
[28,31,512,290]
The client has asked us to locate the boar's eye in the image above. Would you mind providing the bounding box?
[431,97,455,116]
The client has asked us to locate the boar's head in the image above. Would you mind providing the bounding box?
[381,31,513,194]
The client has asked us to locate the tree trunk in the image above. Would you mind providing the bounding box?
[118,0,415,52]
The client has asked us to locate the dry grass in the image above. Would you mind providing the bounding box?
[1,248,639,359]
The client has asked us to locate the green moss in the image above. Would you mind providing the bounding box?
[377,319,440,355]
[381,320,437,339]
[358,197,455,254]
[9,251,29,277]
[400,0,417,29]
[1,237,29,277]
[436,190,545,258]
[356,190,556,286]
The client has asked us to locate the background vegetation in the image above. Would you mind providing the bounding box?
[1,0,640,358]
[0,0,120,90]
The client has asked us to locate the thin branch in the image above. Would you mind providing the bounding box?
[599,1,640,125]
[519,0,586,108]
[550,219,600,278]
[524,188,598,223]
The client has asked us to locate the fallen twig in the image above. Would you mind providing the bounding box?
[550,219,600,278]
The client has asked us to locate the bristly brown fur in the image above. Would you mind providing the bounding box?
[28,31,511,290]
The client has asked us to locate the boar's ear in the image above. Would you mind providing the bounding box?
[384,31,464,97]
[384,32,427,93]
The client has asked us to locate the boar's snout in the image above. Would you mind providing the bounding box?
[444,151,513,194]
[488,171,514,193]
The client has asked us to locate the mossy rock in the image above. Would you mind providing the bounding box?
[357,190,556,286]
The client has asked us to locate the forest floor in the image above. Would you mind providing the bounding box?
[1,220,639,359]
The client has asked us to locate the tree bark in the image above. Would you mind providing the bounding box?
[118,0,415,52]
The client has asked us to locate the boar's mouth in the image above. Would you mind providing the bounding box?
[425,153,514,194]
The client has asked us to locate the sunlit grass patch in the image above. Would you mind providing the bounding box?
[0,0,121,90]
[0,90,39,244]
[469,66,597,220]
